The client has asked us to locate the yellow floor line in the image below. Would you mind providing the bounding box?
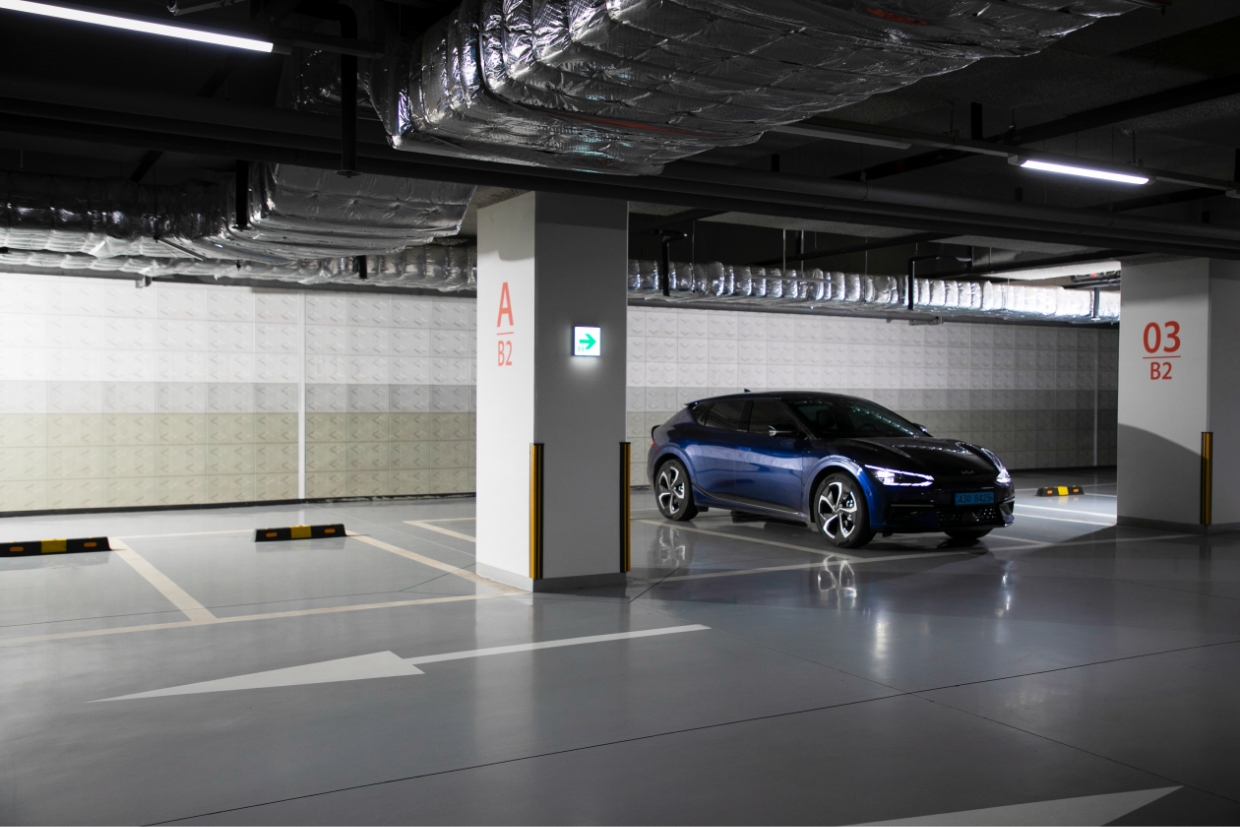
[404,521,478,542]
[351,535,520,594]
[112,542,217,623]
[0,593,506,647]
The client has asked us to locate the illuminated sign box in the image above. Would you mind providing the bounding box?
[573,326,601,357]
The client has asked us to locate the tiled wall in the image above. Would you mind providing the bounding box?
[624,308,1119,484]
[0,273,1117,513]
[304,294,475,498]
[0,274,475,512]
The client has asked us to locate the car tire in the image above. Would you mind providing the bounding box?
[944,528,992,541]
[814,473,874,549]
[655,459,699,522]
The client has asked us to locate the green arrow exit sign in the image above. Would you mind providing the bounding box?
[573,326,601,357]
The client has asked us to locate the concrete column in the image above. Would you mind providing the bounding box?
[1117,258,1240,531]
[475,192,629,590]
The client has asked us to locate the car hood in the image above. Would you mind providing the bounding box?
[820,437,999,480]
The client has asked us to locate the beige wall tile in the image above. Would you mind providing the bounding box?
[208,414,255,444]
[255,414,297,444]
[207,443,256,475]
[307,413,347,442]
[47,446,107,480]
[48,414,104,447]
[347,441,390,472]
[157,445,207,477]
[158,475,208,505]
[346,470,390,497]
[103,414,156,446]
[107,445,158,478]
[157,414,208,445]
[106,477,158,508]
[0,447,46,482]
[306,471,346,498]
[0,480,48,511]
[347,413,389,443]
[0,415,47,448]
[307,442,345,473]
[255,443,297,474]
[208,474,255,504]
[256,473,297,501]
[48,478,107,509]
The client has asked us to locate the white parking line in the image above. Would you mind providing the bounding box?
[1013,512,1116,527]
[636,520,864,561]
[404,520,477,542]
[352,535,515,593]
[1016,503,1118,518]
[406,625,710,665]
[112,542,216,623]
[648,552,974,584]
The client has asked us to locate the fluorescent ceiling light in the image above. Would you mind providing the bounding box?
[1019,159,1149,185]
[0,0,273,51]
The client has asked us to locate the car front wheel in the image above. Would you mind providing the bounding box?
[814,473,874,549]
[655,459,699,522]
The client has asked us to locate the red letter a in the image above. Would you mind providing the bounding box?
[497,281,515,328]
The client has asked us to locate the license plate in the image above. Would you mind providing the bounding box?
[955,491,995,506]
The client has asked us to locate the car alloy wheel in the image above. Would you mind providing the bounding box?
[814,473,874,549]
[655,460,698,522]
[819,481,859,541]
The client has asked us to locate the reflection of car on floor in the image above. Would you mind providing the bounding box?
[647,392,1015,549]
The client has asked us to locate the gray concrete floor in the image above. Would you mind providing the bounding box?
[2,471,1239,825]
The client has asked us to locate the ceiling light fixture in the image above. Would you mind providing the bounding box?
[0,0,273,51]
[1018,158,1149,185]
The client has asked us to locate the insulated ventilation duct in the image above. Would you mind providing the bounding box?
[367,0,1133,173]
[0,166,475,264]
[627,259,1120,321]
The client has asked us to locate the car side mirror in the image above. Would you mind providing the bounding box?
[914,423,930,435]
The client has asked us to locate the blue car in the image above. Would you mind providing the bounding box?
[647,392,1015,549]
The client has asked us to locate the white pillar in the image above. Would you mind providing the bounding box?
[1117,258,1240,531]
[475,192,629,590]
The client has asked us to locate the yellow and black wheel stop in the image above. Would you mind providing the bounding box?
[254,524,346,542]
[4,537,112,556]
[1035,485,1084,497]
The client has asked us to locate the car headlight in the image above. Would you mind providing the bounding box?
[865,465,934,487]
[981,448,1012,485]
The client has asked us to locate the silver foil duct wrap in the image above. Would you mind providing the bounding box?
[0,166,475,263]
[0,244,477,290]
[628,259,1120,321]
[368,0,1131,172]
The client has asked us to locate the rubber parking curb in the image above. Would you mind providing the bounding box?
[4,537,112,556]
[1036,485,1084,496]
[254,524,346,542]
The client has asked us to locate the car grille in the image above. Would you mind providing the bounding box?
[936,506,1003,527]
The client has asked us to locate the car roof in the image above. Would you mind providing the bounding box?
[688,391,854,406]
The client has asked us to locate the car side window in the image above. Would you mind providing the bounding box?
[691,403,711,425]
[703,399,747,431]
[748,400,800,436]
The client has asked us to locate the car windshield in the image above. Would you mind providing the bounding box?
[787,397,922,439]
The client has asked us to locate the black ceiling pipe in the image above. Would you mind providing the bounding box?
[8,102,1240,260]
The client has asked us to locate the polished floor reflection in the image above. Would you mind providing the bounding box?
[2,471,1238,825]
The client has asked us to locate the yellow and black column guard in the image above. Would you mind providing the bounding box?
[530,443,544,581]
[620,441,631,574]
[1201,431,1213,526]
[254,524,346,542]
[4,537,112,556]
[1035,485,1084,497]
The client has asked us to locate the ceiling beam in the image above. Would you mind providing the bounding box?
[4,93,1240,260]
[834,72,1240,183]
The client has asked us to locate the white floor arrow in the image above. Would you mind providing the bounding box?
[94,652,423,702]
[93,625,709,702]
[859,786,1179,826]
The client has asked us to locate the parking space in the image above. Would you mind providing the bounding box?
[2,469,1238,825]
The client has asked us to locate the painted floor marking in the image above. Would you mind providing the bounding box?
[646,552,973,584]
[417,518,475,523]
[351,535,516,593]
[987,533,1196,553]
[858,786,1178,826]
[405,624,710,665]
[636,520,864,561]
[404,520,478,542]
[1010,512,1116,527]
[1017,503,1118,518]
[112,542,216,623]
[114,529,255,540]
[93,625,709,701]
[0,593,506,647]
[95,652,423,702]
